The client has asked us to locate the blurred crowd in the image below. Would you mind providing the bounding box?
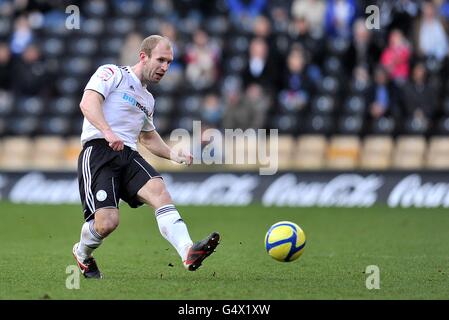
[1,0,449,137]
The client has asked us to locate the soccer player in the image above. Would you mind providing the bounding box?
[72,35,220,278]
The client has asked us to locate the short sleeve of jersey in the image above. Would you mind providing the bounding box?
[142,112,156,132]
[84,65,121,99]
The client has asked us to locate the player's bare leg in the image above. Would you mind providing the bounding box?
[137,178,220,271]
[73,208,119,278]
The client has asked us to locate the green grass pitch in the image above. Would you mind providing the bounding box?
[0,201,448,300]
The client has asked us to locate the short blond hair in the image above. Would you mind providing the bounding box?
[140,35,172,57]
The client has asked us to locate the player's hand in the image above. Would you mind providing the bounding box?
[103,129,124,151]
[170,148,193,166]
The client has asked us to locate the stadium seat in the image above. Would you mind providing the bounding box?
[63,136,82,169]
[0,17,11,38]
[61,57,93,76]
[83,0,109,17]
[56,76,85,96]
[370,117,396,135]
[178,95,202,116]
[317,76,340,95]
[41,37,65,58]
[426,136,449,169]
[223,55,247,74]
[7,117,39,135]
[31,136,66,170]
[270,114,300,135]
[326,135,361,169]
[402,117,429,135]
[293,134,327,169]
[48,97,79,116]
[323,56,343,76]
[310,95,336,114]
[304,114,334,135]
[0,137,33,170]
[0,118,7,136]
[273,135,295,170]
[38,116,72,136]
[101,37,124,56]
[0,91,14,117]
[360,135,394,169]
[437,116,449,135]
[80,19,105,36]
[442,96,449,115]
[392,135,426,169]
[337,115,364,135]
[326,38,350,56]
[154,96,175,115]
[141,18,162,35]
[205,16,229,35]
[17,97,45,116]
[342,95,366,115]
[106,18,135,36]
[227,36,250,54]
[112,0,144,17]
[68,37,99,56]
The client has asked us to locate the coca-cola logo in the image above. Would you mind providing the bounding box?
[9,173,79,204]
[388,174,449,208]
[163,174,259,205]
[262,174,384,207]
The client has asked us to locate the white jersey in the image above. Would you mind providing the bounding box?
[81,64,156,150]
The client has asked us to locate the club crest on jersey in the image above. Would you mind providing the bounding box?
[122,93,152,118]
[97,66,114,81]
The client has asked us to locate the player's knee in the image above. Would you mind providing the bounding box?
[158,186,172,203]
[95,209,119,236]
[138,178,173,206]
[97,217,119,236]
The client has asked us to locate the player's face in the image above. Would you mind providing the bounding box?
[143,42,173,84]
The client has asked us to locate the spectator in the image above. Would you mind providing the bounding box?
[366,66,400,121]
[226,0,267,27]
[289,17,323,65]
[10,14,33,56]
[414,0,449,62]
[0,42,12,90]
[348,65,371,96]
[380,29,411,85]
[402,62,438,123]
[390,0,420,34]
[345,18,382,74]
[185,28,221,91]
[223,83,270,129]
[201,93,223,128]
[278,44,315,113]
[160,21,183,61]
[11,44,49,97]
[324,0,357,40]
[291,0,326,37]
[119,32,144,66]
[243,37,278,93]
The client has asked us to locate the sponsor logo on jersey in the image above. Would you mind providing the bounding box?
[97,66,114,81]
[122,93,152,118]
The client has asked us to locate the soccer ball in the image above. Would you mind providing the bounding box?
[265,221,306,262]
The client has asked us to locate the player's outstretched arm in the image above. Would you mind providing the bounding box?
[80,90,124,151]
[139,130,192,165]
